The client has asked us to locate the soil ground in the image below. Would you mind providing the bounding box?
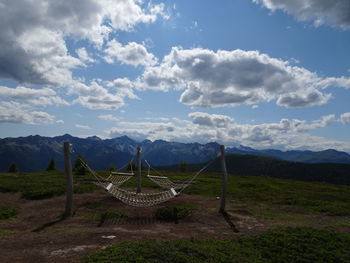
[0,190,349,263]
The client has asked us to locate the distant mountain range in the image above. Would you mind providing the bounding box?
[1,134,350,172]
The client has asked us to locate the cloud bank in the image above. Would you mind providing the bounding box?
[136,47,349,108]
[0,85,68,106]
[253,0,350,30]
[0,101,55,125]
[104,39,157,67]
[0,0,165,112]
[105,112,350,152]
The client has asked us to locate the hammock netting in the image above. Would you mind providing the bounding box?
[146,175,191,190]
[79,154,214,207]
[105,183,178,207]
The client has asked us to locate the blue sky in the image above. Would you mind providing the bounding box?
[1,0,350,152]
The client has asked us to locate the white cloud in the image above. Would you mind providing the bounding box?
[98,114,120,121]
[0,0,159,112]
[340,112,350,124]
[76,47,95,64]
[0,85,68,106]
[290,114,336,132]
[73,95,124,110]
[2,27,83,87]
[252,0,350,30]
[276,89,331,108]
[144,117,174,121]
[316,77,350,90]
[56,120,64,124]
[0,101,55,124]
[0,86,54,98]
[105,1,168,32]
[104,78,137,96]
[107,119,210,142]
[136,47,348,108]
[107,112,350,151]
[104,39,157,66]
[69,80,137,110]
[309,114,337,129]
[0,0,165,86]
[189,112,234,128]
[75,124,93,130]
[187,113,341,150]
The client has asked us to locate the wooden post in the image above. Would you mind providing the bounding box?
[219,145,228,213]
[63,142,74,217]
[136,146,141,193]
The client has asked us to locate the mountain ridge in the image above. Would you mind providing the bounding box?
[1,134,350,172]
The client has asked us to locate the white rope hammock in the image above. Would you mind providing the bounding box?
[146,174,190,190]
[105,183,178,207]
[143,159,215,193]
[144,159,193,190]
[79,159,176,207]
[79,155,215,207]
[79,158,134,188]
[107,171,134,187]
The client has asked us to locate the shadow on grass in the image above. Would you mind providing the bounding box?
[221,210,239,233]
[98,217,162,227]
[32,214,69,232]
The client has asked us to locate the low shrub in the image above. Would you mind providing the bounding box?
[84,227,350,263]
[0,207,17,220]
[0,171,99,200]
[153,204,197,222]
[90,210,128,226]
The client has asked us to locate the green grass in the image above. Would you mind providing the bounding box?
[251,207,308,221]
[0,229,18,239]
[328,221,350,228]
[0,207,17,220]
[179,172,350,216]
[84,227,350,263]
[0,171,98,200]
[1,170,350,216]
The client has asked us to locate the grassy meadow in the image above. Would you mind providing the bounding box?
[1,169,349,216]
[0,169,350,262]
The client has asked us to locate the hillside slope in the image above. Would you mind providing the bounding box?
[161,154,350,186]
[209,154,350,185]
[227,147,350,164]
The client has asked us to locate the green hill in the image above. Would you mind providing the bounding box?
[223,154,350,185]
[163,154,350,186]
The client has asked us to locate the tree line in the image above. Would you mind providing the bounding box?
[6,156,189,174]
